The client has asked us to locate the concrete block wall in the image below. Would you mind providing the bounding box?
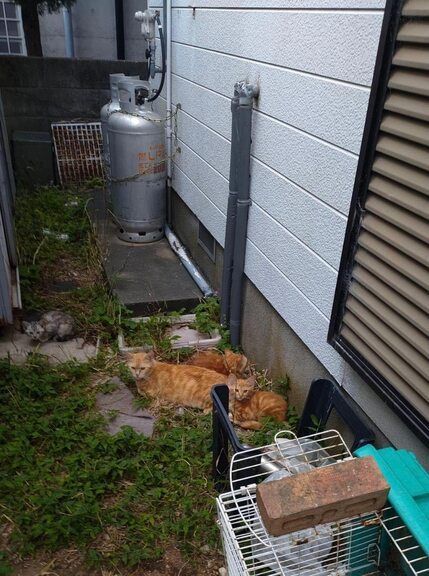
[0,56,147,137]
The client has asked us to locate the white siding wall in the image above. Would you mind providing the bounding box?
[149,0,386,384]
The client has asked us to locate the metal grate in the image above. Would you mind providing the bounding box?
[216,430,427,575]
[52,122,105,187]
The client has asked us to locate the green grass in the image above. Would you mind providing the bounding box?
[0,356,219,571]
[15,186,129,342]
[3,185,299,573]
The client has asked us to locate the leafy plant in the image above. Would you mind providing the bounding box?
[97,379,120,394]
[245,417,292,447]
[0,357,219,571]
[272,375,291,397]
[192,297,220,335]
[309,413,322,433]
[287,405,300,432]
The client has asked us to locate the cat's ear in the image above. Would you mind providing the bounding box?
[22,321,29,330]
[226,374,237,389]
[146,349,155,361]
[239,355,249,374]
[119,351,133,361]
[246,375,257,387]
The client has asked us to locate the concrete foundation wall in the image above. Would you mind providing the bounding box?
[170,191,428,467]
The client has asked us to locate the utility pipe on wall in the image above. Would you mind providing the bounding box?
[165,0,173,225]
[62,7,75,58]
[220,89,240,325]
[221,82,258,346]
[115,0,125,60]
[165,225,214,297]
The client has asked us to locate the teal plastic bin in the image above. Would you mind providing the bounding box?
[355,444,429,557]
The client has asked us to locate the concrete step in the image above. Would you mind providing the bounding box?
[89,189,202,315]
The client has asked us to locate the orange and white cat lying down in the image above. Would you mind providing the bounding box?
[227,374,288,430]
[126,351,256,413]
[187,348,249,377]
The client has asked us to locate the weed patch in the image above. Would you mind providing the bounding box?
[0,357,219,573]
[124,297,232,361]
[15,186,129,342]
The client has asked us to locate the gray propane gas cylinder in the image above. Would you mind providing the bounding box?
[108,79,166,243]
[100,73,139,168]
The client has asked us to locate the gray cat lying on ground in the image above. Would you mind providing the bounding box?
[22,310,75,342]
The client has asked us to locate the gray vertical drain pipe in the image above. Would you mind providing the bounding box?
[221,82,258,345]
[220,87,240,325]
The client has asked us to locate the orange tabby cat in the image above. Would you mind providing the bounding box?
[227,375,288,430]
[126,351,256,412]
[187,348,249,377]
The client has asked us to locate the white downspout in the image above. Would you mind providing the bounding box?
[62,7,75,58]
[163,1,213,297]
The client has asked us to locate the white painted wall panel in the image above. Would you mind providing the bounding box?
[175,139,339,316]
[172,9,383,85]
[251,112,358,214]
[150,1,386,390]
[244,240,344,378]
[151,1,384,7]
[249,160,348,270]
[173,76,231,138]
[173,166,226,245]
[248,207,338,318]
[177,110,231,178]
[172,43,371,153]
[172,75,358,214]
[175,108,347,269]
[174,142,228,214]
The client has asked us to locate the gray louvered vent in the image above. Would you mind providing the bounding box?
[339,0,429,422]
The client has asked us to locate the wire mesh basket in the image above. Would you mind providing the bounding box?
[52,121,104,186]
[216,430,428,575]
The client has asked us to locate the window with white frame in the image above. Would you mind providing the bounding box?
[0,1,26,55]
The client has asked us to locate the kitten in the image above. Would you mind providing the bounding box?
[227,375,288,431]
[22,310,75,343]
[187,348,249,377]
[126,351,256,412]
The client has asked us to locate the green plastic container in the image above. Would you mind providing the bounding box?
[355,444,429,556]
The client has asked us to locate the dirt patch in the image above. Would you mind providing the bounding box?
[43,252,103,294]
[6,545,224,576]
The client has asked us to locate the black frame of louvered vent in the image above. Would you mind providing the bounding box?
[328,0,429,446]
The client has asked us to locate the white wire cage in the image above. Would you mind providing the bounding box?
[216,430,428,576]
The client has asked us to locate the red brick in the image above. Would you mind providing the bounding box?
[256,456,389,536]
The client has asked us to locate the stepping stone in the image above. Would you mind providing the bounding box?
[88,189,202,316]
[0,327,98,364]
[96,377,155,437]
